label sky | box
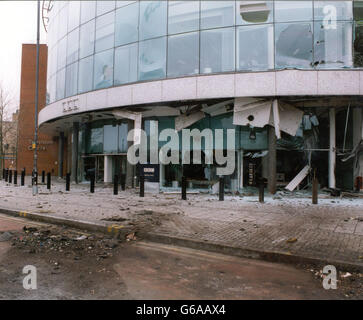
[0,1,46,115]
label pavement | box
[0,214,345,299]
[1,177,363,272]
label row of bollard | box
[1,168,319,203]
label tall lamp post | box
[32,0,40,196]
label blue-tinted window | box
[79,56,94,93]
[167,32,199,77]
[201,1,235,29]
[201,27,235,73]
[139,1,167,40]
[94,49,114,90]
[138,37,166,81]
[65,62,78,97]
[80,19,95,59]
[168,1,200,35]
[95,11,115,53]
[115,2,139,46]
[81,1,96,24]
[114,43,138,85]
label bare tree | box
[0,82,14,171]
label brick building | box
[17,44,60,176]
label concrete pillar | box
[58,132,64,178]
[329,108,336,189]
[71,122,79,183]
[104,155,113,184]
[268,126,277,194]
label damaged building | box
[39,0,363,194]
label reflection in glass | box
[87,124,103,154]
[78,56,94,93]
[275,23,313,69]
[95,11,115,53]
[58,4,68,40]
[68,1,80,32]
[139,1,167,40]
[115,3,139,46]
[354,1,363,20]
[96,0,115,16]
[57,37,67,71]
[114,43,138,85]
[56,68,66,101]
[236,1,273,25]
[81,1,96,24]
[237,24,274,71]
[200,27,235,73]
[201,1,235,29]
[117,1,137,9]
[168,32,199,77]
[139,37,166,81]
[314,1,353,21]
[104,124,118,153]
[80,20,95,59]
[65,62,78,97]
[275,1,313,23]
[66,28,79,65]
[118,123,128,153]
[168,1,200,35]
[94,49,114,90]
[314,21,353,68]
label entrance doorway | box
[82,156,104,183]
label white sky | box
[0,1,46,114]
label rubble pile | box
[10,225,130,261]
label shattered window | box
[275,22,313,69]
[314,21,353,68]
[237,24,274,71]
[275,1,313,23]
[236,1,273,25]
[354,22,363,67]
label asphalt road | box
[0,213,343,300]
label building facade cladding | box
[46,0,363,104]
[41,1,363,192]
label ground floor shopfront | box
[50,97,363,194]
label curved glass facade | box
[46,0,363,104]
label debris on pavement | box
[286,238,298,243]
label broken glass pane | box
[236,1,273,25]
[275,22,313,69]
[354,21,363,67]
[314,21,353,68]
[237,24,274,71]
[354,0,363,20]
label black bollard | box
[47,172,51,190]
[312,177,318,205]
[139,175,144,197]
[113,175,118,195]
[14,170,17,185]
[90,175,95,193]
[5,169,8,182]
[21,170,25,186]
[23,168,26,176]
[42,170,45,184]
[120,173,126,191]
[66,173,70,191]
[9,170,12,184]
[259,182,264,203]
[181,176,187,200]
[219,176,224,201]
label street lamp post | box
[32,0,40,196]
